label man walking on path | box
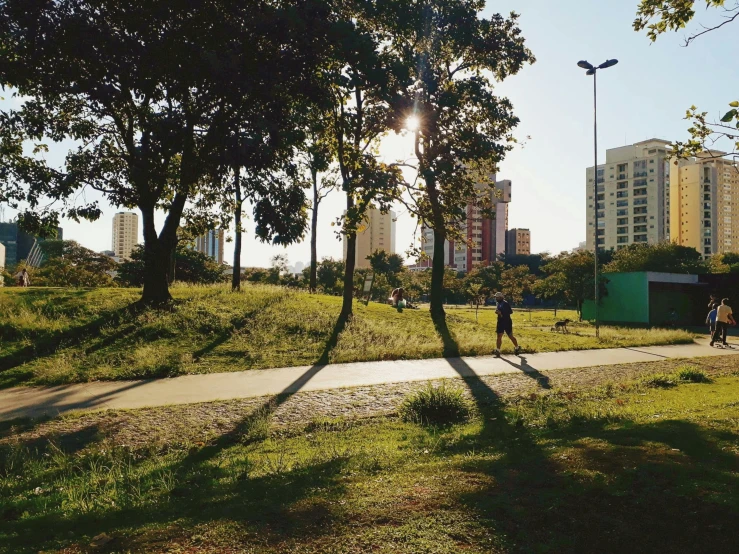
[711,298,735,348]
[493,291,521,356]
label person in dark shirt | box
[493,292,521,356]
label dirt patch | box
[2,355,737,451]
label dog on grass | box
[551,319,571,333]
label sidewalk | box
[1,340,737,421]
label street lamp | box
[578,58,618,339]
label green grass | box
[0,284,696,388]
[2,371,739,553]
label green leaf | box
[729,101,739,108]
[720,110,737,123]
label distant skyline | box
[2,1,738,267]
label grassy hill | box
[0,285,695,389]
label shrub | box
[674,366,711,383]
[639,374,676,389]
[399,381,471,426]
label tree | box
[117,244,223,287]
[390,1,534,328]
[707,252,739,273]
[325,2,408,321]
[464,261,505,297]
[315,258,346,296]
[501,253,550,277]
[35,240,117,287]
[499,265,536,305]
[538,251,608,319]
[634,1,739,161]
[604,241,706,274]
[466,282,487,322]
[368,250,406,288]
[0,0,329,305]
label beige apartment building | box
[343,208,396,269]
[670,151,739,257]
[506,228,530,256]
[112,212,139,260]
[586,139,672,251]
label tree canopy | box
[0,0,331,304]
[604,241,706,274]
[117,244,223,287]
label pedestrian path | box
[1,340,737,421]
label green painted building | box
[582,272,706,326]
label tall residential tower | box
[112,212,139,260]
[670,151,739,257]
[586,139,671,251]
[343,208,396,269]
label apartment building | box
[194,229,225,264]
[420,177,511,272]
[670,151,739,257]
[506,228,531,256]
[343,208,396,269]
[112,212,139,260]
[586,139,672,251]
[0,221,64,266]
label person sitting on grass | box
[493,291,521,357]
[711,298,735,348]
[390,287,406,310]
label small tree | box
[539,251,608,320]
[466,282,487,322]
[500,265,536,306]
[604,242,706,274]
[117,244,223,287]
[35,240,117,287]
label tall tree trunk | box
[429,226,446,321]
[309,169,319,293]
[340,194,356,320]
[140,205,173,305]
[232,169,242,292]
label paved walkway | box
[1,340,738,421]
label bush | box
[639,374,677,389]
[399,381,471,426]
[674,366,711,383]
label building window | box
[633,160,647,177]
[634,198,648,206]
[617,208,628,216]
[617,217,628,225]
[597,229,605,236]
[634,216,647,224]
[617,181,628,190]
[617,226,628,234]
[704,211,711,219]
[634,225,647,233]
[597,193,605,200]
[633,188,647,196]
[633,178,647,187]
[616,191,628,198]
[616,200,628,207]
[597,211,605,219]
[704,194,711,201]
[704,221,711,228]
[597,202,605,209]
[617,236,629,244]
[704,238,711,245]
[704,247,712,254]
[634,234,648,243]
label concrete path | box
[1,340,738,421]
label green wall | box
[582,272,650,324]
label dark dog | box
[551,319,571,333]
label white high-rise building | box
[112,212,139,260]
[343,208,396,269]
[586,139,672,251]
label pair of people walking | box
[708,297,735,348]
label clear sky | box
[2,1,738,267]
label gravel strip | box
[2,355,737,451]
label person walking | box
[711,298,735,348]
[493,291,521,356]
[706,304,718,339]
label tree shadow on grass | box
[430,314,739,552]
[0,312,354,553]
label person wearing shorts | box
[711,298,735,347]
[493,292,521,356]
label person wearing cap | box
[493,292,521,356]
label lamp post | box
[577,59,618,339]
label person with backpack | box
[493,291,521,356]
